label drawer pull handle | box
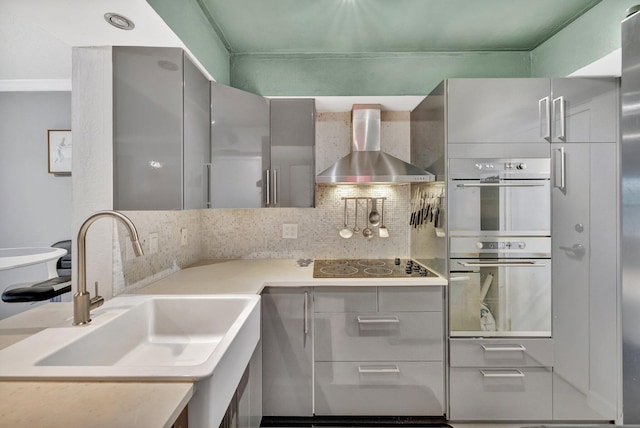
[480,369,525,378]
[358,365,400,374]
[481,344,527,352]
[458,261,546,268]
[357,316,400,324]
[456,182,546,188]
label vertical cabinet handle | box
[538,96,550,141]
[303,291,309,335]
[265,169,271,206]
[205,163,212,208]
[554,147,566,190]
[553,96,566,141]
[273,169,278,207]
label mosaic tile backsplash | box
[113,111,413,294]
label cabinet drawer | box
[449,367,552,420]
[450,338,553,367]
[315,312,443,361]
[378,287,442,312]
[314,287,377,313]
[314,361,444,416]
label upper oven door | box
[448,158,550,237]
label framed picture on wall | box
[48,129,72,174]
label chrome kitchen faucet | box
[73,210,144,325]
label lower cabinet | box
[449,338,553,421]
[449,366,552,420]
[314,286,445,416]
[261,285,445,418]
[261,287,313,417]
[315,361,444,416]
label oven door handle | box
[457,261,547,268]
[456,182,546,188]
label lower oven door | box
[450,259,551,337]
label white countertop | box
[0,258,447,427]
[135,259,447,296]
[0,303,193,428]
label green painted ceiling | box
[198,0,602,55]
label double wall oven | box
[448,157,551,337]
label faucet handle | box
[90,281,104,310]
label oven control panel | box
[449,158,550,180]
[476,241,526,250]
[474,162,527,171]
[451,237,551,258]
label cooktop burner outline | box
[357,260,387,267]
[319,266,359,276]
[363,267,393,276]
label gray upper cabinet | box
[210,82,270,208]
[447,78,550,144]
[551,78,619,143]
[183,56,212,209]
[113,47,210,210]
[210,93,316,208]
[269,99,316,208]
[446,78,618,145]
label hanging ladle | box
[379,198,389,238]
[363,198,374,239]
[368,198,381,227]
[352,199,361,234]
[339,199,353,239]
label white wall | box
[0,91,72,319]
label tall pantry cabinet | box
[412,77,620,422]
[551,140,619,420]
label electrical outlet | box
[282,223,298,239]
[149,232,159,254]
[181,228,188,246]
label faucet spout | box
[73,210,144,326]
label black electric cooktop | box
[313,259,437,278]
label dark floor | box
[260,416,451,428]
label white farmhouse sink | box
[0,294,260,380]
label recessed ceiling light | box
[104,13,135,31]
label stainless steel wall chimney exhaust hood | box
[316,104,434,184]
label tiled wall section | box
[113,210,202,294]
[114,110,412,294]
[201,185,410,260]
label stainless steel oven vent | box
[316,104,434,184]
